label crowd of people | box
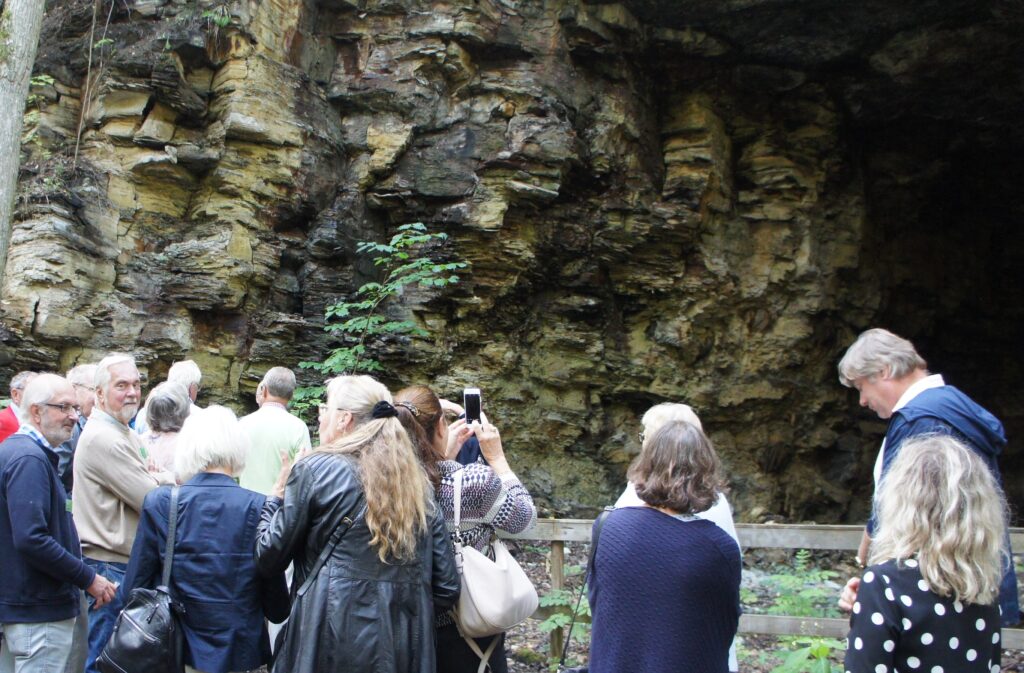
[0,326,1018,673]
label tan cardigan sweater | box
[72,409,171,563]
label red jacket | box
[0,406,19,443]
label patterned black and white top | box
[845,558,1002,673]
[435,459,536,628]
[436,459,536,552]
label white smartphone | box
[463,388,482,424]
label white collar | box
[892,374,945,414]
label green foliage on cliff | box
[293,223,467,416]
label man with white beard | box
[72,354,173,673]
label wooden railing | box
[501,521,1024,654]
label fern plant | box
[537,564,590,670]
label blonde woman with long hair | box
[255,376,460,673]
[843,435,1006,673]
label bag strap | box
[452,468,467,562]
[462,633,500,673]
[558,506,613,669]
[159,485,180,589]
[296,496,365,598]
[453,467,464,530]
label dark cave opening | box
[857,122,1024,518]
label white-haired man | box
[613,402,740,673]
[133,359,202,435]
[52,363,97,494]
[0,375,117,673]
[0,371,38,443]
[837,327,1019,626]
[238,367,311,495]
[73,354,173,673]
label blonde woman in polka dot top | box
[844,435,1006,673]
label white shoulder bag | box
[451,467,539,649]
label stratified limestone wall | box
[0,0,942,518]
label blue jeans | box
[0,618,76,673]
[81,559,126,673]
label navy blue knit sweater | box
[588,507,741,673]
[0,433,95,623]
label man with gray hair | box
[0,371,38,443]
[52,363,97,494]
[72,354,174,673]
[837,327,1019,625]
[0,374,117,673]
[238,367,311,495]
[133,358,202,435]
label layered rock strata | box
[2,0,1021,518]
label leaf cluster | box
[293,223,467,417]
[763,550,840,619]
[771,637,846,673]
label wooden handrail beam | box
[504,520,1024,551]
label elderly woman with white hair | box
[615,404,738,539]
[120,406,289,673]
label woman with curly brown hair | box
[588,420,740,673]
[255,376,460,673]
[393,385,536,673]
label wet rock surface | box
[3,0,1023,519]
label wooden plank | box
[503,518,593,543]
[740,614,849,639]
[740,615,1024,650]
[734,524,863,551]
[503,520,1024,552]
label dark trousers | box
[436,624,507,673]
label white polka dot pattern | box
[843,559,1001,673]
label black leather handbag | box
[98,486,185,673]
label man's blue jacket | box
[0,433,96,623]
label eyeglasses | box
[43,402,82,416]
[72,383,95,392]
[318,404,348,416]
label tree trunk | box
[0,0,46,291]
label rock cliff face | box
[3,0,1022,518]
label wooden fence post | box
[550,540,565,660]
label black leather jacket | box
[255,452,460,673]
